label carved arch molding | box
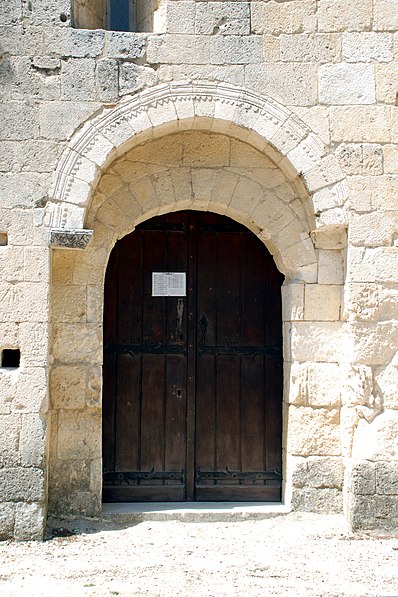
[48,81,349,266]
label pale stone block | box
[147,34,210,65]
[61,58,96,101]
[195,2,250,35]
[0,140,61,174]
[330,106,392,143]
[348,246,398,283]
[10,56,61,102]
[317,0,372,32]
[0,26,43,56]
[14,502,45,541]
[57,410,101,460]
[282,283,304,322]
[292,487,343,513]
[52,323,102,363]
[374,0,398,31]
[376,62,398,104]
[0,247,24,283]
[349,211,398,247]
[350,321,398,365]
[245,63,318,107]
[0,102,39,141]
[304,284,341,321]
[292,106,331,146]
[318,250,344,285]
[376,462,398,495]
[383,145,398,174]
[182,133,230,167]
[289,362,341,407]
[312,180,350,213]
[375,356,398,410]
[348,461,376,495]
[0,503,15,539]
[51,250,77,285]
[353,410,398,461]
[166,1,195,34]
[280,33,341,63]
[12,367,47,413]
[211,35,262,65]
[0,0,22,25]
[96,59,119,103]
[378,284,398,321]
[287,406,341,456]
[52,285,87,323]
[0,467,45,501]
[0,172,49,209]
[290,321,347,362]
[23,247,49,282]
[302,154,345,192]
[336,143,383,176]
[158,64,245,88]
[341,364,373,407]
[20,414,45,467]
[119,63,159,97]
[19,323,49,368]
[105,31,146,60]
[292,457,344,488]
[251,1,317,35]
[319,64,376,105]
[39,101,100,141]
[342,32,393,63]
[343,282,379,322]
[0,414,21,467]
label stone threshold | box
[102,502,291,523]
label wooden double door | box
[103,211,284,502]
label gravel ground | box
[0,513,397,596]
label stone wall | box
[0,0,398,539]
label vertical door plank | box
[195,354,216,473]
[240,355,265,472]
[114,353,141,471]
[165,354,187,473]
[140,354,166,475]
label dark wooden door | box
[103,211,283,502]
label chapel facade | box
[1,0,398,540]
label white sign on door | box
[152,272,186,297]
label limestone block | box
[349,461,376,495]
[51,365,86,409]
[290,321,347,362]
[50,459,91,492]
[0,102,39,140]
[282,283,304,322]
[166,1,195,34]
[0,140,61,174]
[0,172,50,209]
[12,367,47,414]
[25,0,71,26]
[96,60,119,103]
[376,462,398,495]
[292,487,342,513]
[245,63,318,107]
[44,27,104,58]
[61,58,96,101]
[52,323,102,364]
[19,414,46,467]
[312,181,350,213]
[0,371,17,414]
[342,32,393,63]
[353,411,398,461]
[0,26,43,56]
[383,145,398,174]
[318,250,344,285]
[287,406,341,456]
[106,32,146,60]
[0,467,45,502]
[375,356,398,410]
[14,502,45,541]
[317,0,372,32]
[158,64,245,87]
[147,34,210,65]
[57,410,101,460]
[349,494,379,530]
[350,321,398,366]
[0,414,21,467]
[289,362,341,407]
[377,284,398,321]
[330,106,392,143]
[209,36,262,65]
[292,457,344,489]
[119,63,159,97]
[349,211,398,248]
[0,247,24,283]
[280,33,341,63]
[336,143,383,176]
[348,246,398,283]
[250,1,317,35]
[319,64,375,105]
[304,284,341,321]
[48,487,100,518]
[341,364,373,407]
[340,406,360,457]
[23,247,49,284]
[302,155,345,193]
[52,286,87,323]
[195,2,250,35]
[376,61,398,104]
[0,0,21,25]
[39,101,100,141]
[0,503,15,539]
[19,323,49,368]
[10,56,61,102]
[374,0,398,31]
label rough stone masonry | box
[0,0,398,540]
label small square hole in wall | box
[1,349,21,369]
[0,232,8,246]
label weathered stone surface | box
[50,229,93,250]
[319,64,376,105]
[14,502,45,541]
[287,406,341,456]
[0,468,45,502]
[56,410,101,460]
[0,503,15,539]
[376,462,398,496]
[352,411,398,461]
[289,362,341,407]
[292,488,343,513]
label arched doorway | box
[102,210,284,502]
